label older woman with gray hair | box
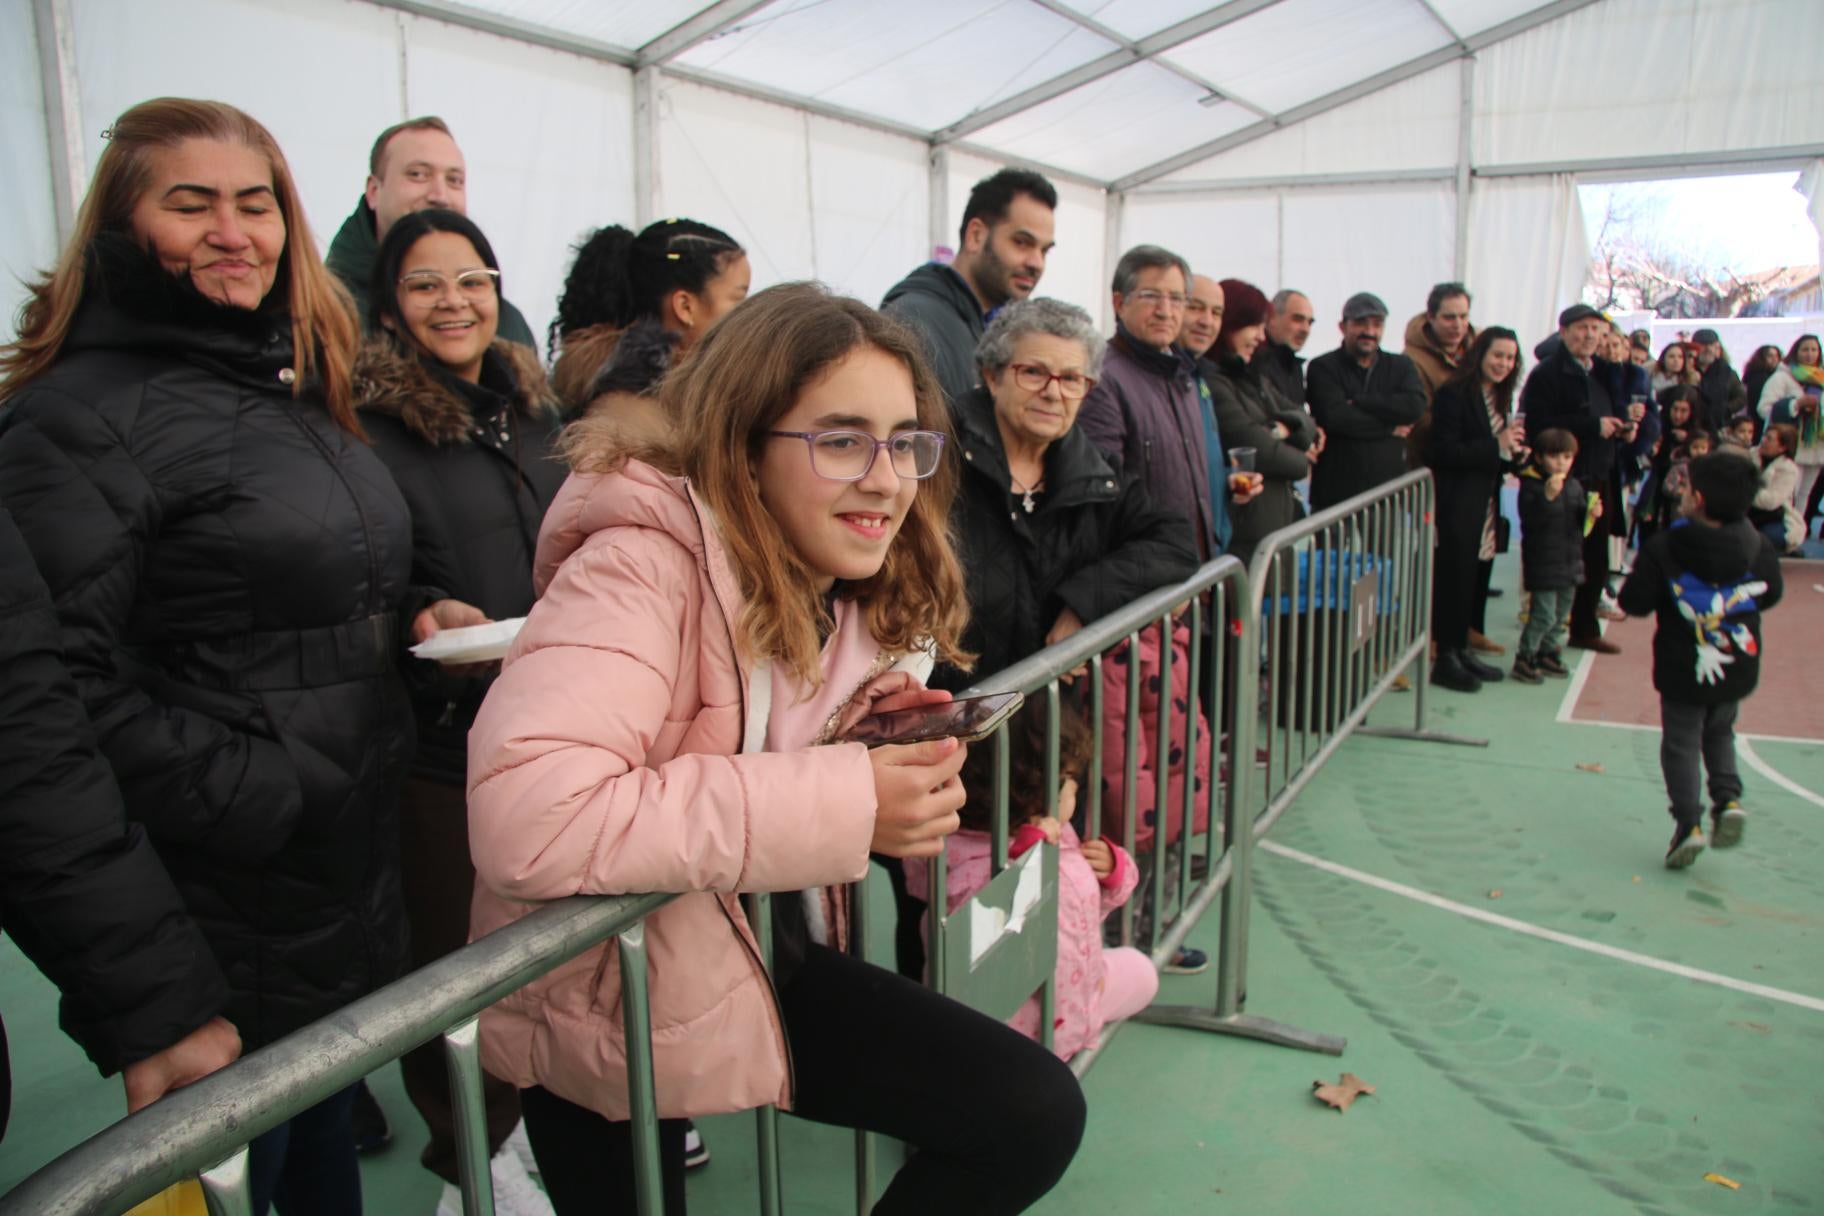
[934,298,1200,689]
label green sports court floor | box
[4,552,1821,1214]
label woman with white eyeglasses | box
[465,283,1086,1214]
[354,207,568,1214]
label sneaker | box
[1710,801,1746,848]
[684,1120,710,1170]
[437,1150,554,1216]
[1162,947,1210,975]
[1597,601,1627,622]
[1511,655,1544,684]
[1535,652,1570,678]
[351,1080,392,1155]
[1664,823,1706,870]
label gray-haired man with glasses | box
[1077,245,1224,559]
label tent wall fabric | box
[5,0,1823,364]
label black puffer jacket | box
[937,388,1200,688]
[356,338,568,784]
[0,507,228,1075]
[0,239,414,1049]
[1515,466,1587,591]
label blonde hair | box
[563,282,972,686]
[0,98,361,432]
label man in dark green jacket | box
[326,116,537,349]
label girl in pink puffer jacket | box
[466,284,1085,1214]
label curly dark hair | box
[958,696,1094,832]
[547,218,742,359]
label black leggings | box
[521,943,1086,1215]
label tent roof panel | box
[1425,0,1552,38]
[1168,0,1450,114]
[673,0,1119,131]
[966,60,1254,180]
[1073,0,1240,41]
[445,0,718,52]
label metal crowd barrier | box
[0,891,674,1216]
[950,555,1249,1079]
[3,470,1485,1216]
[1137,468,1486,1052]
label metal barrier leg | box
[848,873,877,1216]
[444,1018,498,1216]
[618,923,667,1216]
[197,1147,254,1216]
[750,894,785,1216]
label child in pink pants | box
[905,703,1157,1060]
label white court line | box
[1554,644,1596,724]
[1259,839,1824,1015]
[1739,737,1824,809]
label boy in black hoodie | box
[1618,453,1784,868]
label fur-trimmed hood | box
[355,337,556,445]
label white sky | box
[1579,172,1821,275]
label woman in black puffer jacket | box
[353,208,567,1195]
[0,99,423,1211]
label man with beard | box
[1304,292,1427,511]
[1690,327,1748,434]
[883,168,1056,409]
[1253,288,1314,406]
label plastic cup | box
[1230,447,1257,473]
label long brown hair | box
[1442,326,1522,418]
[0,98,361,432]
[565,281,971,686]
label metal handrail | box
[0,891,674,1216]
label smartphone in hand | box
[842,692,1025,746]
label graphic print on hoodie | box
[1618,516,1785,706]
[1669,566,1769,686]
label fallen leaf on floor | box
[1728,1020,1771,1034]
[1487,889,1503,899]
[1633,876,1641,883]
[1312,1073,1376,1113]
[1703,1173,1741,1190]
[1575,762,1605,773]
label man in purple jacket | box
[1078,245,1223,559]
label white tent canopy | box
[6,0,1823,354]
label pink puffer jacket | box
[466,460,883,1120]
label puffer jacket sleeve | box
[0,392,305,865]
[0,507,229,1076]
[1210,373,1310,482]
[466,530,879,901]
[1051,477,1200,625]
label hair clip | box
[100,127,114,140]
